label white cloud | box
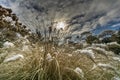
[0,0,120,34]
[112,23,120,27]
[99,8,120,26]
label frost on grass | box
[3,54,24,62]
[74,67,84,77]
[76,49,95,59]
[97,63,116,70]
[91,63,117,71]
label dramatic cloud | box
[0,0,120,34]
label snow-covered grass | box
[0,39,120,80]
[3,54,24,63]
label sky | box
[0,0,120,35]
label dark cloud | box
[0,0,120,34]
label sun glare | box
[56,22,66,30]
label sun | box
[56,22,66,30]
